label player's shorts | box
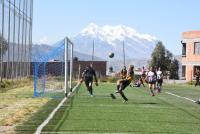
[141,74,146,78]
[121,79,131,90]
[84,77,93,87]
[157,79,163,84]
[148,80,156,85]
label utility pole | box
[1,0,5,81]
[92,40,94,62]
[123,41,125,67]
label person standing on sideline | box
[156,67,163,93]
[195,68,200,86]
[81,64,98,96]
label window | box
[182,66,186,78]
[194,42,200,55]
[182,43,186,56]
[193,66,200,76]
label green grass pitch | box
[40,83,200,134]
[15,83,200,134]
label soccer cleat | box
[151,94,155,97]
[115,90,120,93]
[195,100,200,104]
[110,93,116,99]
[123,100,128,103]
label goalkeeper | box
[115,65,134,102]
[81,64,98,96]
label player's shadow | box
[131,102,158,105]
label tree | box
[109,66,113,73]
[169,59,179,79]
[150,41,179,79]
[150,41,166,71]
[73,57,79,61]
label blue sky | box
[33,0,200,55]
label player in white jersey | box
[146,67,156,96]
[156,67,163,93]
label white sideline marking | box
[165,92,196,103]
[35,83,81,134]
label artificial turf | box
[40,83,200,134]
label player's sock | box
[115,85,121,93]
[120,92,128,101]
[150,89,155,96]
[117,85,120,90]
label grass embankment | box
[0,78,31,93]
[0,78,63,134]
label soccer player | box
[81,64,98,96]
[115,65,134,102]
[156,67,163,93]
[133,79,141,87]
[120,66,127,79]
[141,66,146,78]
[146,67,156,96]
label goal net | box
[33,37,74,98]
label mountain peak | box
[81,22,99,37]
[74,23,158,60]
[79,23,157,43]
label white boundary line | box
[165,91,196,103]
[35,83,81,134]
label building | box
[181,31,200,81]
[31,60,107,78]
[73,61,107,78]
[0,0,33,80]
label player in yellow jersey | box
[115,65,134,102]
[120,66,127,79]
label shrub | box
[0,82,5,88]
[107,76,119,83]
[99,77,108,83]
[186,81,195,85]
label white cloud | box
[39,36,50,44]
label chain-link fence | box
[0,0,33,81]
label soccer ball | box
[108,52,114,58]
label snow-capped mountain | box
[73,23,158,60]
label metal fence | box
[0,0,33,80]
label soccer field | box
[36,83,200,134]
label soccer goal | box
[33,37,74,97]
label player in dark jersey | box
[140,66,146,87]
[115,65,134,102]
[120,66,127,79]
[81,64,98,96]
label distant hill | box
[2,43,104,62]
[32,44,104,61]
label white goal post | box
[64,37,74,96]
[33,37,75,97]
